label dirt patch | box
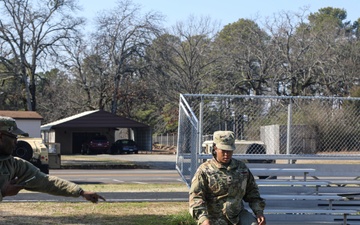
[139,144,176,154]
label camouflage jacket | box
[189,158,265,225]
[0,155,82,201]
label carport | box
[41,110,152,154]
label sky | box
[78,0,359,29]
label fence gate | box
[176,94,360,186]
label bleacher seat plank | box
[250,168,315,181]
[265,209,356,225]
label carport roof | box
[0,110,43,120]
[41,110,149,131]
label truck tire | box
[246,143,276,179]
[13,141,33,161]
[33,161,49,174]
[246,143,273,163]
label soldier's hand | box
[81,191,106,203]
[257,214,266,225]
[201,219,211,225]
[1,178,25,197]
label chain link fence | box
[176,94,360,186]
[152,133,177,146]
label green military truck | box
[202,139,275,164]
[12,137,49,174]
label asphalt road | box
[4,154,189,202]
[49,169,183,184]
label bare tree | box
[264,9,311,96]
[0,0,85,111]
[141,16,220,133]
[36,68,80,123]
[213,18,276,95]
[91,0,164,114]
[265,7,359,96]
[146,15,220,101]
[307,7,360,96]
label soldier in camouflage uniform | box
[0,116,105,203]
[189,131,266,225]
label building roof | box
[0,110,43,120]
[41,110,149,131]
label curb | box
[52,162,151,170]
[59,165,150,169]
[58,164,150,169]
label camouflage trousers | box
[207,209,258,225]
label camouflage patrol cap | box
[0,116,27,136]
[213,130,236,151]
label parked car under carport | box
[81,135,110,154]
[109,139,138,154]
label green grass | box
[0,202,197,225]
[2,183,195,225]
[20,183,189,193]
[15,157,194,224]
[81,183,189,192]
